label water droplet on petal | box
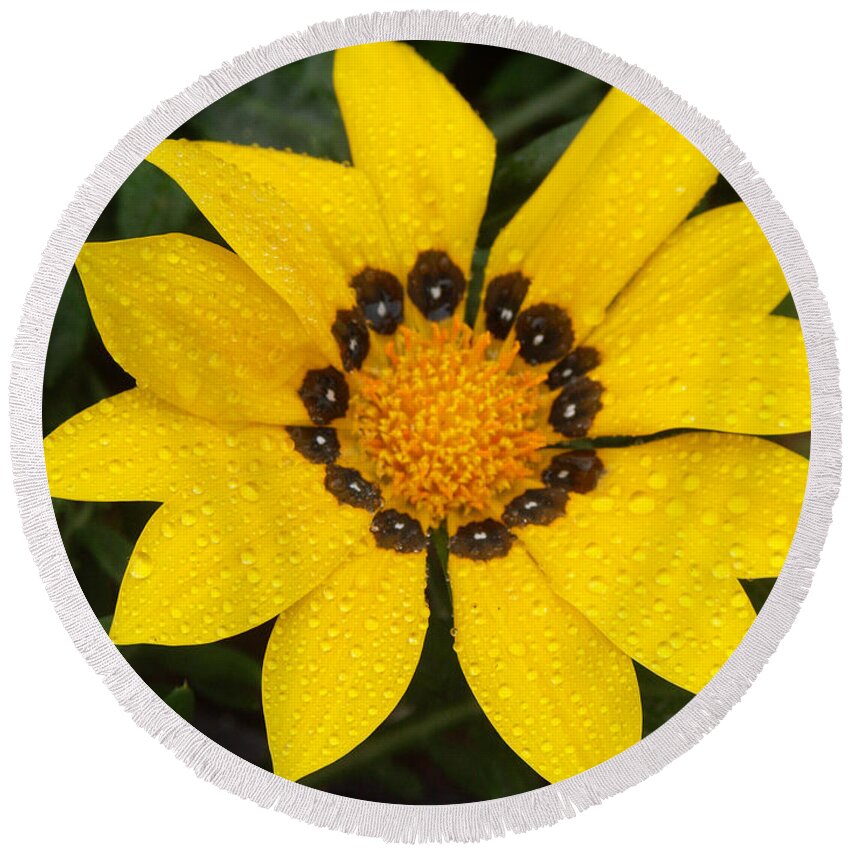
[130,552,152,579]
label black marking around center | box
[548,376,604,437]
[542,450,604,494]
[547,346,601,389]
[515,303,574,365]
[502,487,568,528]
[298,366,350,425]
[324,464,383,512]
[370,510,428,553]
[331,308,370,371]
[350,268,404,335]
[285,426,340,464]
[483,273,530,339]
[449,519,515,561]
[407,250,466,321]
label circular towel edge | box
[9,9,842,843]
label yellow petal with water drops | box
[450,546,641,782]
[486,87,640,281]
[76,235,324,425]
[587,203,810,436]
[334,42,495,279]
[45,388,228,502]
[519,432,808,692]
[195,142,405,281]
[513,105,717,341]
[262,538,429,780]
[109,426,370,645]
[148,140,348,363]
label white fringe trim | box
[8,9,841,843]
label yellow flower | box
[44,42,810,784]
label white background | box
[2,1,848,847]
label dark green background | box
[44,42,807,804]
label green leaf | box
[163,682,196,721]
[74,522,135,583]
[121,643,263,713]
[635,663,694,736]
[463,247,489,327]
[772,292,799,319]
[181,644,262,711]
[687,174,741,220]
[478,116,587,247]
[43,272,90,390]
[483,68,606,147]
[178,53,349,161]
[410,41,465,75]
[740,577,778,612]
[115,160,200,239]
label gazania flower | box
[45,41,809,784]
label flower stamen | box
[351,317,549,527]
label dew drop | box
[648,471,668,490]
[656,641,673,659]
[682,474,700,492]
[584,542,603,559]
[767,531,788,551]
[239,482,260,502]
[587,576,608,594]
[665,498,685,518]
[628,492,656,515]
[130,552,152,579]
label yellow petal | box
[450,546,641,782]
[109,426,371,645]
[334,42,495,280]
[486,87,640,280]
[519,433,808,692]
[262,540,428,779]
[587,203,810,436]
[76,235,324,424]
[45,389,222,502]
[148,140,347,363]
[486,102,717,341]
[195,141,405,281]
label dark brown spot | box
[370,510,428,553]
[547,346,601,389]
[548,376,604,437]
[542,450,604,494]
[483,273,530,339]
[449,519,514,561]
[285,426,340,464]
[298,366,349,425]
[331,308,370,371]
[515,303,574,365]
[324,464,382,512]
[502,487,568,528]
[407,250,466,321]
[350,268,404,334]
